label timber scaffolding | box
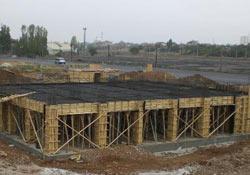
[0,81,249,156]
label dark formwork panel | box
[0,81,240,105]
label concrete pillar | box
[94,103,108,147]
[197,98,211,138]
[133,102,144,144]
[167,100,178,141]
[44,107,58,154]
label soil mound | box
[178,74,219,88]
[0,69,34,84]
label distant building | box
[240,35,250,45]
[47,42,71,55]
[186,40,199,46]
[94,40,113,49]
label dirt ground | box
[0,139,250,174]
[73,55,250,74]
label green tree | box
[88,45,97,56]
[167,39,173,52]
[129,46,140,55]
[15,24,48,56]
[70,36,78,52]
[0,25,11,54]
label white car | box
[55,57,66,64]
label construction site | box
[0,61,250,175]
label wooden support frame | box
[175,108,208,141]
[208,108,238,137]
[107,109,150,147]
[7,103,15,134]
[0,93,249,155]
[27,109,44,152]
[55,115,101,154]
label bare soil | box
[0,139,250,174]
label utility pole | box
[107,44,110,58]
[219,49,223,72]
[196,44,199,57]
[154,45,158,67]
[83,27,87,56]
[245,46,248,58]
[235,46,238,58]
[70,43,73,62]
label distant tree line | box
[129,39,250,58]
[70,35,98,56]
[1,23,250,58]
[15,24,48,56]
[0,25,11,54]
[0,24,48,57]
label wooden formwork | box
[68,71,96,83]
[68,70,119,83]
[234,95,250,133]
[0,92,249,155]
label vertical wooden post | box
[197,98,211,138]
[234,97,244,133]
[133,102,144,144]
[0,103,3,132]
[7,103,15,134]
[167,100,178,141]
[94,103,107,147]
[44,107,58,154]
[246,88,250,133]
[24,109,34,141]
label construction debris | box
[178,74,220,88]
[0,151,7,157]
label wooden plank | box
[44,106,58,154]
[167,100,178,141]
[234,96,244,133]
[179,96,235,108]
[51,103,99,115]
[211,96,235,106]
[197,98,211,137]
[179,98,203,108]
[107,101,140,112]
[24,109,35,141]
[0,92,35,103]
[133,102,144,144]
[145,99,175,110]
[11,97,45,113]
[94,104,108,147]
[7,103,15,134]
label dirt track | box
[0,139,250,174]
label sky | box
[1,0,250,44]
